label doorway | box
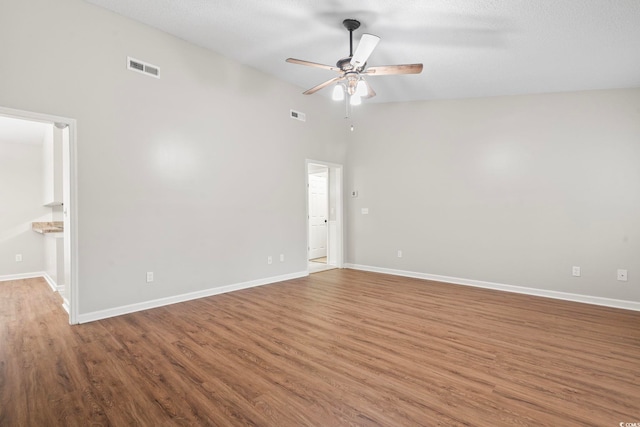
[306,160,343,274]
[308,166,328,262]
[0,106,78,324]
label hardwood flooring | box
[1,270,639,426]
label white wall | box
[0,140,50,276]
[3,0,637,316]
[44,235,64,286]
[0,0,346,315]
[347,89,640,303]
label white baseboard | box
[42,273,58,292]
[345,263,640,312]
[0,271,46,283]
[62,298,70,315]
[77,270,309,324]
[43,274,70,315]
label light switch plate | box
[361,208,369,215]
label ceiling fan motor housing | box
[337,57,363,72]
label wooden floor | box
[1,270,640,426]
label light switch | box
[361,208,369,215]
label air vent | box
[290,109,306,122]
[127,56,160,79]
[144,65,159,77]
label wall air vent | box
[290,109,306,122]
[127,56,160,79]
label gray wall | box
[347,89,640,302]
[1,0,346,314]
[0,141,49,276]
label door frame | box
[305,159,344,270]
[0,106,79,325]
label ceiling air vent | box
[127,56,160,79]
[290,109,306,122]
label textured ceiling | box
[86,0,640,103]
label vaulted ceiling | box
[86,0,640,103]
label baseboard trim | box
[62,298,70,315]
[77,270,309,324]
[42,273,58,292]
[345,263,640,312]
[0,272,46,283]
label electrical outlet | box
[15,254,23,262]
[397,250,403,258]
[572,266,581,277]
[280,254,285,262]
[617,269,628,282]
[146,272,154,283]
[267,256,273,265]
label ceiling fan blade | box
[350,34,380,69]
[364,64,424,76]
[286,58,340,72]
[355,78,376,99]
[303,76,345,95]
[364,82,376,99]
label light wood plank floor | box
[1,270,639,426]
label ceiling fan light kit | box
[286,19,423,109]
[355,80,368,97]
[332,84,345,101]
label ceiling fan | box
[286,19,423,105]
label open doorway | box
[0,106,78,324]
[306,160,343,274]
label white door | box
[308,170,328,260]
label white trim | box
[345,263,640,312]
[42,272,58,292]
[0,106,79,325]
[61,298,70,314]
[0,272,46,282]
[77,270,309,324]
